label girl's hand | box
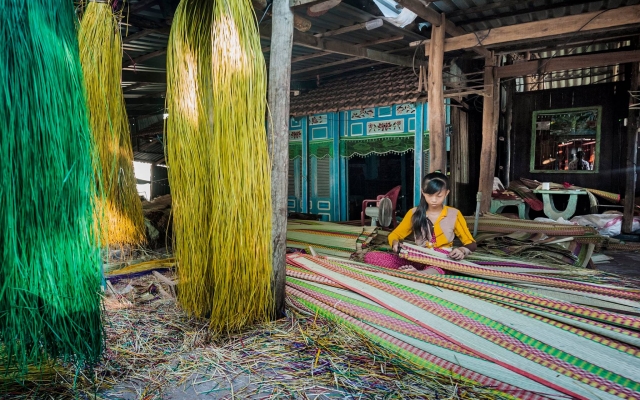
[398,265,418,272]
[448,248,469,260]
[392,240,400,253]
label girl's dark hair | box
[411,172,449,242]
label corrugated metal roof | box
[133,138,165,164]
[120,0,640,117]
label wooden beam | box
[267,0,294,317]
[496,49,640,78]
[303,62,385,80]
[123,49,167,68]
[122,71,166,83]
[260,26,414,67]
[478,55,499,213]
[292,56,363,74]
[443,5,640,52]
[428,15,446,173]
[307,0,341,17]
[315,19,382,38]
[623,40,640,233]
[290,35,403,64]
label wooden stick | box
[623,38,640,233]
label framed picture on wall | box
[530,106,601,173]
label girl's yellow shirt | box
[388,206,475,248]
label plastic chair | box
[361,185,402,228]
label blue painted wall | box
[289,102,446,221]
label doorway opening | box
[347,153,414,223]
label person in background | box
[568,150,591,170]
[388,172,476,261]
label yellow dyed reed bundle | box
[166,0,273,331]
[79,1,145,247]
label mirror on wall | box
[530,106,601,173]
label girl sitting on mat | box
[389,172,476,261]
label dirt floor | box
[598,251,640,279]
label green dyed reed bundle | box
[166,0,273,331]
[0,0,103,374]
[79,1,145,247]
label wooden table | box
[532,189,588,220]
[490,198,530,219]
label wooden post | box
[427,14,446,173]
[523,52,533,92]
[478,55,499,213]
[623,54,640,233]
[267,0,294,317]
[504,56,515,185]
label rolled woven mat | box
[465,215,598,236]
[364,251,444,274]
[507,180,543,211]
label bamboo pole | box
[268,0,294,316]
[479,55,499,213]
[427,14,446,173]
[623,41,640,233]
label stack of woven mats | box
[465,214,603,268]
[286,248,640,400]
[287,220,376,258]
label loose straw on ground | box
[79,0,145,247]
[166,0,273,331]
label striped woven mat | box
[286,253,640,400]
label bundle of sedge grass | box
[0,0,103,375]
[79,1,145,248]
[166,0,273,331]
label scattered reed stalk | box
[166,0,273,332]
[0,0,104,375]
[79,1,146,248]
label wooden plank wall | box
[510,82,629,194]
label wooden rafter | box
[260,26,414,67]
[441,5,640,52]
[123,49,167,68]
[496,49,640,78]
[292,56,363,74]
[314,19,383,38]
[291,35,404,64]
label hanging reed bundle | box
[166,0,273,331]
[79,1,145,247]
[0,0,103,374]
